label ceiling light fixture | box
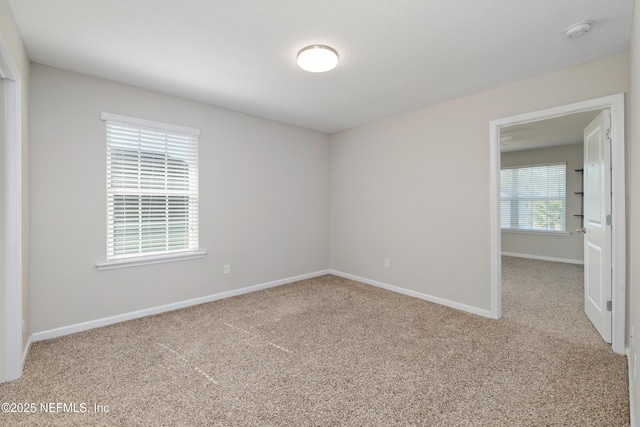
[297,45,338,73]
[565,21,592,39]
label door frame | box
[0,32,23,381]
[489,93,626,355]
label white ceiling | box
[8,0,633,134]
[500,110,601,152]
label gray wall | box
[501,143,584,263]
[330,51,629,312]
[29,64,330,333]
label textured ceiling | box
[501,110,601,152]
[9,0,633,134]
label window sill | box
[96,250,207,271]
[501,229,571,237]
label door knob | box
[577,227,587,234]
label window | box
[500,162,566,232]
[102,113,200,262]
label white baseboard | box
[329,270,494,319]
[22,334,32,368]
[501,252,584,265]
[32,270,331,342]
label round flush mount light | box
[297,45,338,72]
[565,21,592,39]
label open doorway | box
[498,110,603,345]
[489,94,626,354]
[499,111,598,264]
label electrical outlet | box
[634,355,637,383]
[632,326,635,347]
[384,259,390,269]
[224,265,231,275]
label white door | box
[582,109,612,343]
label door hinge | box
[606,128,611,140]
[606,214,612,226]
[606,300,612,311]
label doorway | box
[0,35,24,382]
[498,109,607,342]
[489,94,626,354]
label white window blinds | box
[102,113,199,260]
[500,162,566,232]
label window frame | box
[96,112,205,270]
[500,161,568,234]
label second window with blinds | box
[500,162,567,233]
[101,113,201,266]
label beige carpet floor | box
[0,257,630,426]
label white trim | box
[32,270,331,342]
[21,334,31,368]
[100,112,200,136]
[490,116,502,320]
[629,347,637,427]
[490,93,626,354]
[96,250,207,270]
[0,32,23,381]
[329,270,494,319]
[501,229,572,237]
[609,95,626,356]
[500,160,567,170]
[501,252,584,265]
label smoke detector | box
[565,21,592,39]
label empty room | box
[1,0,639,425]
